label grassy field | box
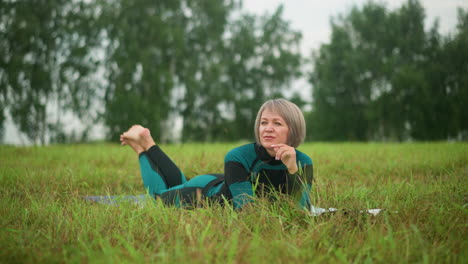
[0,142,467,263]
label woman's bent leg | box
[145,145,187,187]
[139,153,169,196]
[160,174,221,207]
[122,125,187,195]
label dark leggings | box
[139,145,222,206]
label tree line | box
[1,0,467,144]
[309,0,468,141]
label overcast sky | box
[243,0,467,55]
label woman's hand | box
[271,144,298,174]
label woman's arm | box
[287,156,314,210]
[224,148,254,209]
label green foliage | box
[0,0,101,144]
[180,5,303,142]
[309,0,468,141]
[222,6,303,141]
[98,0,300,143]
[2,0,466,143]
[1,0,303,144]
[98,0,234,142]
[1,143,467,263]
[438,8,468,140]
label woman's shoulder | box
[224,143,256,162]
[295,149,313,165]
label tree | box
[437,8,468,140]
[308,0,464,141]
[175,0,235,142]
[98,0,236,142]
[180,5,303,142]
[0,0,100,144]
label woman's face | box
[259,109,289,151]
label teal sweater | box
[223,143,313,209]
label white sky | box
[243,0,467,55]
[4,0,467,145]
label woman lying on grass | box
[120,98,313,210]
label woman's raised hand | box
[271,144,298,174]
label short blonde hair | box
[254,98,306,148]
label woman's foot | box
[121,125,145,142]
[120,125,156,153]
[120,125,146,154]
[138,127,156,151]
[122,137,145,154]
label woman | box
[120,98,313,210]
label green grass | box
[1,142,467,263]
